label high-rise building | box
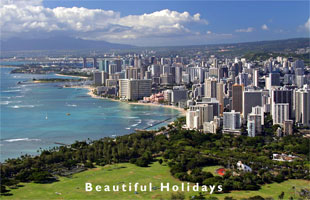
[218,66,228,79]
[104,59,110,73]
[216,81,224,115]
[175,65,183,85]
[93,57,97,69]
[134,56,141,68]
[243,90,262,118]
[209,67,219,78]
[248,113,262,136]
[204,78,217,98]
[247,120,256,137]
[273,103,289,125]
[223,110,241,130]
[151,65,160,77]
[108,64,118,75]
[271,88,293,119]
[98,60,104,71]
[171,86,188,105]
[82,57,87,68]
[199,98,220,117]
[295,86,310,126]
[253,69,259,87]
[160,74,174,85]
[114,59,122,72]
[296,75,305,88]
[266,72,280,90]
[125,67,139,79]
[189,67,204,83]
[283,120,293,136]
[94,71,108,86]
[119,79,152,100]
[188,104,214,129]
[186,110,199,129]
[232,84,243,113]
[239,73,249,87]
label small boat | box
[45,114,48,120]
[66,113,71,116]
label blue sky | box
[1,0,309,46]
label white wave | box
[14,96,24,98]
[2,90,22,93]
[131,123,139,127]
[9,86,21,89]
[147,119,157,126]
[122,116,139,119]
[10,105,35,109]
[125,127,131,130]
[4,138,41,143]
[0,101,10,105]
[0,101,22,105]
[1,96,11,99]
[66,104,77,107]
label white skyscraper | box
[204,78,217,98]
[119,79,152,100]
[247,120,256,137]
[223,110,241,130]
[295,86,310,127]
[253,69,259,87]
[273,103,289,125]
[188,104,214,129]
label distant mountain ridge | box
[0,36,135,51]
[0,37,308,53]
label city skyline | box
[1,0,309,46]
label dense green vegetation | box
[32,78,84,83]
[1,117,309,198]
[57,71,92,78]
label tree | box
[135,157,149,167]
[248,196,264,200]
[0,185,8,194]
[158,159,163,165]
[30,171,53,183]
[278,192,285,199]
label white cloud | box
[235,27,254,33]
[0,0,209,45]
[304,18,310,31]
[261,24,268,30]
[205,31,232,38]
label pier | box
[141,114,179,130]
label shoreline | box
[55,73,89,79]
[67,85,186,116]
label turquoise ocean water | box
[0,66,180,162]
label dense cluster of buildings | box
[86,54,309,137]
[184,56,310,137]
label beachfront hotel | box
[119,79,152,101]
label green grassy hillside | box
[2,162,309,200]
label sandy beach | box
[66,85,186,116]
[55,73,89,79]
[128,102,186,116]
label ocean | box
[0,66,180,162]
